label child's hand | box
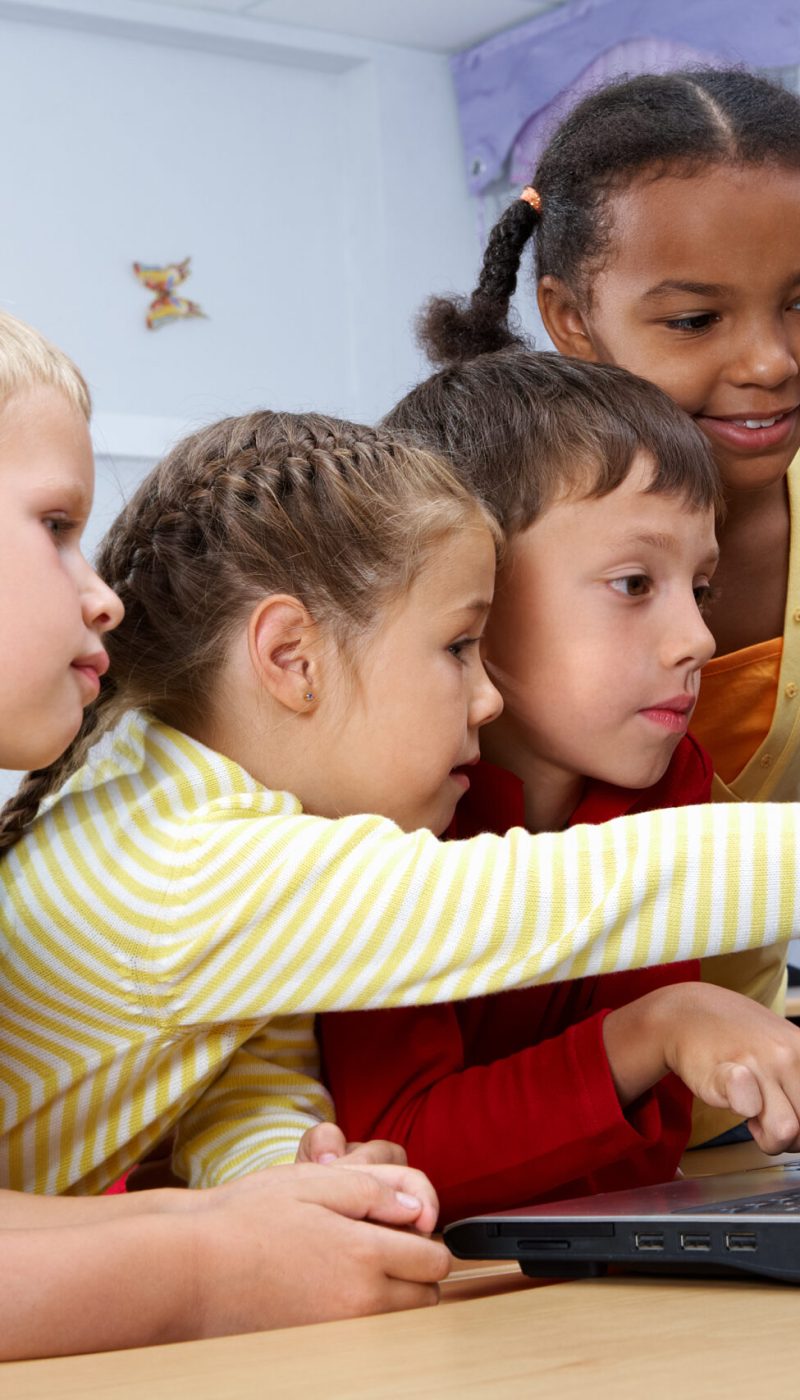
[659,984,800,1154]
[296,1121,407,1166]
[189,1162,449,1335]
[604,983,800,1154]
[0,1166,450,1356]
[295,1123,438,1232]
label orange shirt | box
[691,638,783,785]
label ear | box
[248,594,321,714]
[537,275,600,362]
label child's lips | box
[73,649,110,677]
[450,755,480,792]
[638,696,694,733]
[71,650,109,700]
[694,406,799,453]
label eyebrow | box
[461,598,493,614]
[613,530,676,552]
[640,280,732,302]
[444,598,493,619]
[36,477,92,514]
[613,530,720,565]
[642,273,800,302]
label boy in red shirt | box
[318,350,722,1224]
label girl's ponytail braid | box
[417,195,538,366]
[419,70,800,374]
[0,768,60,852]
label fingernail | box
[318,1153,338,1164]
[396,1192,421,1210]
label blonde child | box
[417,66,800,1143]
[0,310,450,1359]
[321,349,724,1222]
[4,385,800,1210]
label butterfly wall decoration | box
[132,257,206,330]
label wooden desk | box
[5,1144,799,1400]
[7,1273,800,1400]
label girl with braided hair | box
[9,307,800,1250]
[418,65,800,1143]
[0,309,452,1358]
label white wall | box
[0,3,481,443]
[0,2,484,803]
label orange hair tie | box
[519,185,542,212]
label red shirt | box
[318,735,712,1225]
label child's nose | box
[730,319,800,391]
[82,561,125,634]
[665,600,716,671]
[471,663,503,729]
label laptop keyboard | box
[683,1187,800,1215]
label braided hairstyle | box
[0,409,493,850]
[420,67,800,364]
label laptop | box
[444,1161,800,1283]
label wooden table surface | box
[5,1143,800,1399]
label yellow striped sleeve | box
[172,1019,333,1186]
[4,710,800,1195]
[145,796,799,1021]
[22,717,800,1022]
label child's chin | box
[32,719,83,772]
[623,756,675,790]
[397,802,456,838]
[433,797,461,838]
[599,746,677,793]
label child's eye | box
[448,637,480,663]
[663,313,717,333]
[694,582,718,613]
[609,574,652,598]
[43,514,76,538]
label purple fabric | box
[452,0,800,193]
[509,36,714,184]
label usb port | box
[725,1232,757,1252]
[680,1233,711,1251]
[634,1232,664,1251]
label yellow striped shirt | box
[1,708,799,1193]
